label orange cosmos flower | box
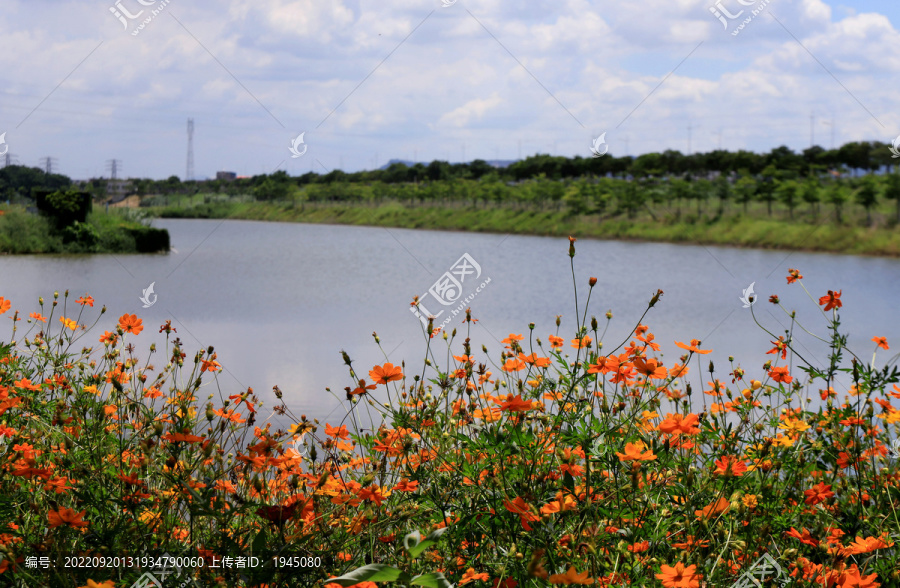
[818,290,842,311]
[674,339,711,355]
[324,423,350,439]
[48,507,88,528]
[200,355,221,372]
[571,336,592,349]
[768,366,792,383]
[872,337,889,350]
[695,497,729,519]
[632,357,668,379]
[99,330,118,345]
[766,336,788,359]
[503,497,540,531]
[59,316,77,331]
[14,377,41,391]
[786,527,819,547]
[713,455,747,477]
[804,482,835,506]
[786,268,803,284]
[29,312,47,323]
[118,313,143,335]
[369,363,402,385]
[0,297,10,314]
[548,335,564,348]
[843,535,893,555]
[498,394,535,412]
[75,295,94,307]
[548,565,594,585]
[655,562,701,588]
[657,413,700,435]
[502,357,526,372]
[502,333,524,346]
[79,581,116,588]
[459,569,490,586]
[393,479,419,492]
[615,441,656,462]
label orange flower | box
[99,331,118,345]
[818,289,842,311]
[786,527,819,547]
[369,363,402,385]
[656,562,701,588]
[325,583,377,588]
[768,366,792,383]
[674,339,711,355]
[498,394,535,412]
[786,268,803,284]
[713,456,747,477]
[78,581,115,588]
[0,297,10,314]
[657,413,700,435]
[502,358,526,372]
[503,497,540,531]
[548,565,594,585]
[75,295,94,307]
[200,355,221,372]
[48,507,89,528]
[804,482,835,506]
[615,441,656,462]
[843,535,893,555]
[872,337,889,350]
[548,335,564,348]
[29,312,47,323]
[349,379,376,396]
[14,377,41,391]
[766,336,788,359]
[60,316,77,331]
[694,497,729,519]
[118,313,143,335]
[632,357,667,379]
[459,568,490,585]
[393,479,419,492]
[502,333,524,346]
[571,336,592,349]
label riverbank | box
[0,205,170,254]
[153,200,900,257]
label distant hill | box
[379,158,519,170]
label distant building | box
[216,171,237,181]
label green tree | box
[854,175,878,226]
[800,177,821,217]
[776,179,799,219]
[734,174,756,214]
[826,182,847,224]
[884,171,900,223]
[713,174,731,216]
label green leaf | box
[411,572,455,588]
[251,528,266,553]
[407,527,449,558]
[326,564,403,585]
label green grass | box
[151,200,900,257]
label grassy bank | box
[0,205,169,254]
[153,200,900,257]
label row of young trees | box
[255,171,900,225]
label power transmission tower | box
[40,156,58,175]
[186,118,195,181]
[3,153,17,167]
[106,159,122,179]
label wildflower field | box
[0,238,898,588]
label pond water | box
[2,219,898,433]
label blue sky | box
[1,0,898,180]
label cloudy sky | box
[1,0,898,180]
